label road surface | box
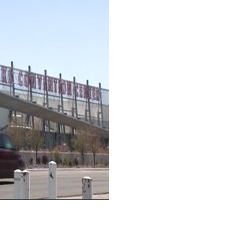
[0,168,109,199]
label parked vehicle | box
[0,132,25,178]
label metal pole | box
[71,107,75,136]
[10,61,16,122]
[11,61,15,97]
[73,77,78,118]
[28,66,34,129]
[59,73,66,144]
[71,77,77,137]
[28,66,33,102]
[45,70,49,108]
[57,104,60,146]
[45,70,51,150]
[99,83,104,128]
[43,120,46,149]
[86,80,92,124]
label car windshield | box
[0,134,16,150]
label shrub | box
[36,157,41,165]
[63,158,69,166]
[69,160,72,167]
[29,158,33,166]
[74,158,78,166]
[53,149,61,165]
[42,155,49,165]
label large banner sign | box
[0,65,100,101]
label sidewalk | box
[27,167,109,171]
[58,193,109,199]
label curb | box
[36,192,109,200]
[27,168,109,171]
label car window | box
[0,134,4,149]
[0,134,15,150]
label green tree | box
[86,126,101,167]
[72,128,88,165]
[26,129,43,164]
[6,119,25,151]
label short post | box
[14,169,22,199]
[82,176,92,199]
[20,170,30,199]
[49,161,57,199]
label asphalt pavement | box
[0,168,109,199]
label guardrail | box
[14,161,93,199]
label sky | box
[0,0,109,89]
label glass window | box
[0,134,4,149]
[2,134,15,150]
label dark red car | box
[0,132,25,178]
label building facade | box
[0,62,109,149]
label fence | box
[14,161,93,199]
[20,151,109,167]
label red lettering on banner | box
[84,85,89,99]
[0,65,105,102]
[30,74,36,89]
[53,78,57,93]
[92,87,96,100]
[67,81,72,96]
[79,84,83,98]
[58,80,62,94]
[74,84,79,97]
[8,68,12,84]
[48,77,53,92]
[96,89,100,101]
[43,76,47,91]
[18,71,23,86]
[89,87,92,99]
[1,67,7,83]
[62,80,66,94]
[37,75,42,90]
[24,73,28,87]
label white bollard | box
[82,176,92,199]
[14,169,22,199]
[20,170,30,199]
[49,161,57,199]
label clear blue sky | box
[0,0,109,89]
